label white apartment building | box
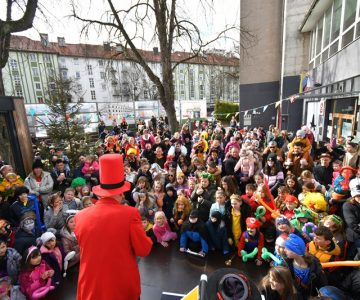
[3,35,239,111]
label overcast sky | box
[5,0,240,51]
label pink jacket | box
[81,161,99,175]
[153,222,177,243]
[19,261,53,300]
[140,134,155,149]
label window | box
[48,68,55,77]
[101,83,106,90]
[144,90,148,99]
[91,90,96,100]
[343,0,357,31]
[29,53,37,61]
[43,54,51,62]
[35,83,41,90]
[74,58,79,65]
[100,72,105,79]
[76,71,81,79]
[15,89,23,97]
[189,69,195,99]
[13,74,21,87]
[316,19,323,55]
[98,60,104,66]
[10,59,18,71]
[37,97,44,103]
[323,7,332,47]
[87,65,93,75]
[331,0,342,42]
[61,70,68,79]
[32,68,39,77]
[89,78,94,88]
[59,57,66,64]
[49,83,56,90]
[77,84,82,92]
[199,84,204,99]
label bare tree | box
[0,0,38,96]
[71,0,246,133]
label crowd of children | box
[0,118,360,299]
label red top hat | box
[92,154,131,197]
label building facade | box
[3,35,239,114]
[240,0,360,139]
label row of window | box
[309,0,360,67]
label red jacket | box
[75,198,152,300]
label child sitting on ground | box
[205,211,229,255]
[39,232,64,287]
[153,211,177,247]
[19,246,55,300]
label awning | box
[299,0,333,32]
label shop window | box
[333,98,356,114]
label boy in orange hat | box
[237,217,264,266]
[282,194,299,220]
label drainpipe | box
[279,0,288,129]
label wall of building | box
[240,0,282,85]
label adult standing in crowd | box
[75,154,152,300]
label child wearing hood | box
[179,210,209,257]
[60,214,80,268]
[205,211,229,255]
[39,232,64,287]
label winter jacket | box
[40,245,64,287]
[342,201,360,242]
[308,240,341,263]
[9,199,36,226]
[153,222,177,243]
[205,220,229,254]
[44,207,65,233]
[81,161,99,175]
[24,172,54,207]
[13,229,37,256]
[191,198,212,223]
[1,247,22,284]
[50,168,73,194]
[60,227,80,268]
[19,260,53,300]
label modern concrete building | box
[240,0,360,139]
[3,35,239,113]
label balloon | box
[32,278,55,299]
[255,206,266,220]
[302,222,317,239]
[240,247,258,262]
[63,251,76,277]
[261,247,281,265]
[256,195,280,219]
[321,261,360,268]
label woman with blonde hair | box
[259,266,297,300]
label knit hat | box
[71,177,86,188]
[13,186,29,200]
[246,217,261,229]
[319,286,347,300]
[189,210,199,219]
[268,141,277,147]
[296,130,305,138]
[40,232,56,244]
[276,216,290,227]
[284,194,298,204]
[284,233,305,256]
[275,234,288,247]
[32,159,44,170]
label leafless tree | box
[71,0,251,133]
[0,0,38,96]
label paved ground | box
[45,242,268,300]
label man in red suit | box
[75,154,152,300]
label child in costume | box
[179,210,209,257]
[19,246,55,300]
[271,234,288,267]
[0,172,24,200]
[170,195,192,232]
[104,135,121,154]
[153,211,177,247]
[290,207,313,232]
[205,211,229,255]
[287,130,311,159]
[237,217,264,266]
[282,194,299,220]
[332,166,356,200]
[302,182,327,214]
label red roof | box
[10,35,239,67]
